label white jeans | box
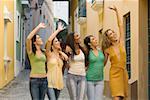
[87,81,104,100]
[66,73,86,100]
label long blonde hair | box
[102,29,113,51]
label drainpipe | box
[3,5,12,80]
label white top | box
[68,50,86,76]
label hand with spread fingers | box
[108,5,117,12]
[57,22,66,31]
[38,23,47,29]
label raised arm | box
[26,23,46,54]
[45,22,65,56]
[109,6,124,43]
[103,48,109,66]
[104,52,109,66]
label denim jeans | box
[47,88,60,100]
[66,73,86,100]
[87,81,104,100]
[29,77,48,100]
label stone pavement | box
[0,70,71,100]
[0,69,111,100]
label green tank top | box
[86,50,105,81]
[28,52,46,75]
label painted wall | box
[138,0,148,99]
[70,0,78,32]
[86,2,101,41]
[0,0,14,88]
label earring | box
[88,43,91,46]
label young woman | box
[84,35,107,100]
[45,22,68,100]
[65,32,87,100]
[26,23,48,100]
[103,6,128,100]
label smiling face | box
[34,35,43,46]
[106,29,119,42]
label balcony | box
[91,0,104,12]
[77,0,86,24]
[21,0,30,8]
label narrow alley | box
[0,0,149,100]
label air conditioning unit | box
[77,17,86,25]
[91,0,104,11]
[21,0,29,8]
[77,5,87,24]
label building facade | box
[70,0,149,99]
[0,0,54,89]
[0,0,14,88]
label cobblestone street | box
[0,70,70,100]
[0,70,111,100]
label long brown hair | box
[66,32,88,66]
[84,35,93,66]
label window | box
[92,0,95,3]
[124,12,131,79]
[16,11,21,42]
[78,0,86,17]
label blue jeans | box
[47,88,60,100]
[87,81,104,100]
[29,77,48,100]
[66,73,86,100]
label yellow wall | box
[0,0,14,88]
[86,2,102,41]
[0,0,5,88]
[80,22,87,44]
